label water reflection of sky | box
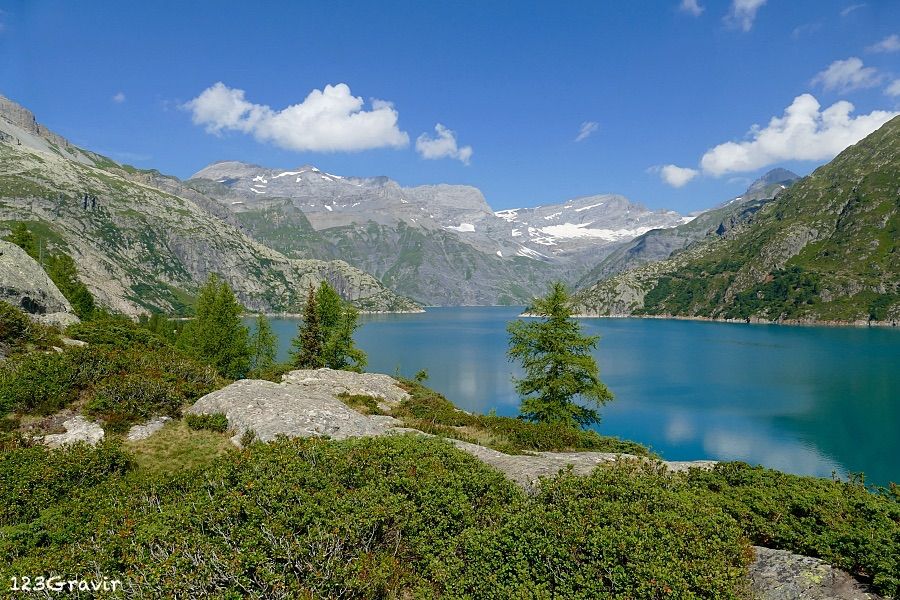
[263,307,900,486]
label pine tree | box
[177,274,251,378]
[6,223,38,259]
[316,281,367,372]
[291,285,324,368]
[507,282,613,428]
[44,253,96,320]
[249,313,278,372]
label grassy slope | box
[574,116,900,322]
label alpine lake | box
[262,307,900,486]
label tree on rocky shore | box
[249,314,277,372]
[507,282,612,427]
[177,274,250,378]
[291,285,324,369]
[291,282,367,371]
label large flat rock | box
[42,416,104,448]
[750,546,882,599]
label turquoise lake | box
[265,307,900,486]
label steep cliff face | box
[0,95,419,316]
[573,117,900,323]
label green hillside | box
[574,116,900,323]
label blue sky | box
[1,0,898,212]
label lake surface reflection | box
[264,307,900,486]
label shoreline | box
[568,312,900,329]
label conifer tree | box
[250,313,278,372]
[316,281,367,372]
[291,285,324,368]
[177,274,251,378]
[6,222,38,259]
[507,282,612,427]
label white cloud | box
[415,124,473,165]
[791,22,822,39]
[184,82,409,152]
[656,164,700,188]
[886,80,900,97]
[840,3,866,17]
[574,121,599,142]
[700,94,899,176]
[725,0,767,31]
[679,0,704,17]
[867,34,900,53]
[811,57,882,92]
[112,92,126,104]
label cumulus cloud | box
[840,3,866,17]
[886,80,900,97]
[678,0,704,17]
[574,121,599,142]
[183,82,409,152]
[699,94,899,176]
[655,164,700,188]
[867,34,900,53]
[725,0,767,31]
[415,124,473,164]
[112,92,126,104]
[811,57,882,92]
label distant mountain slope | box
[190,163,688,305]
[0,94,418,315]
[573,117,900,323]
[575,169,800,286]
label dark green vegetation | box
[0,301,60,356]
[393,379,646,456]
[0,316,222,430]
[575,116,900,323]
[292,281,368,371]
[1,435,897,597]
[184,412,229,433]
[177,274,252,378]
[508,283,613,427]
[5,222,96,319]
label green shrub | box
[338,393,385,415]
[86,375,179,432]
[0,350,85,415]
[0,301,60,353]
[0,345,222,429]
[184,412,229,433]
[66,315,169,349]
[394,380,652,456]
[441,462,750,598]
[687,462,900,597]
[0,441,132,526]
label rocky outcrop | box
[186,370,412,446]
[42,416,104,448]
[126,416,172,442]
[0,240,73,315]
[750,546,882,599]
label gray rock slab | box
[281,368,410,411]
[187,378,392,446]
[750,546,882,599]
[126,416,172,442]
[42,416,104,448]
[0,240,73,315]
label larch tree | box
[507,282,612,428]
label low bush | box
[0,301,60,354]
[687,462,900,597]
[0,441,132,526]
[66,315,169,350]
[394,380,652,456]
[0,345,223,429]
[184,412,229,433]
[0,349,85,415]
[442,462,750,598]
[0,437,753,598]
[338,393,385,415]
